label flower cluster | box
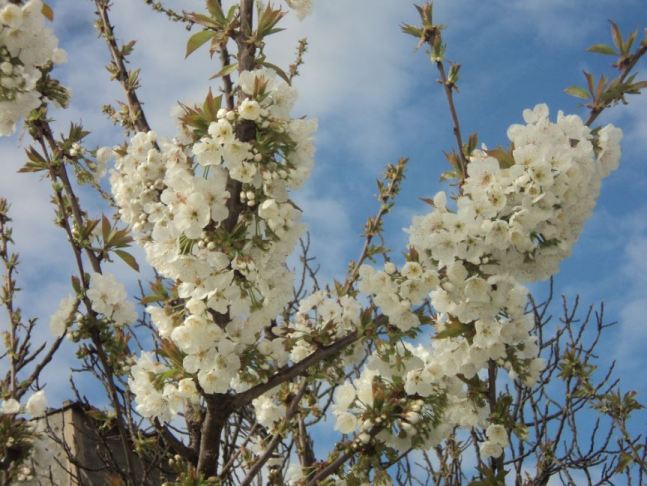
[331,344,450,452]
[359,261,438,332]
[0,0,67,135]
[0,390,47,418]
[286,289,362,361]
[110,69,317,419]
[128,352,199,421]
[480,423,509,459]
[49,294,77,337]
[344,104,622,457]
[87,272,137,326]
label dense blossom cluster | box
[109,69,318,418]
[332,344,450,450]
[285,289,362,362]
[87,272,137,326]
[0,0,66,135]
[338,105,623,458]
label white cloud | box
[614,235,647,365]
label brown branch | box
[0,200,21,397]
[216,0,236,111]
[296,411,316,469]
[143,0,194,26]
[240,383,307,485]
[30,121,138,485]
[219,422,259,478]
[94,0,152,133]
[306,449,353,485]
[487,360,504,476]
[196,395,233,477]
[15,331,69,401]
[435,60,468,176]
[233,330,360,407]
[154,418,198,465]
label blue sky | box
[0,0,646,457]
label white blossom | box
[49,294,76,336]
[25,390,47,417]
[0,397,19,414]
[0,0,68,135]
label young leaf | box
[210,63,238,80]
[260,61,291,85]
[101,215,111,244]
[485,146,515,168]
[185,30,215,58]
[19,148,49,173]
[71,276,82,294]
[610,21,623,51]
[587,43,617,56]
[115,250,140,272]
[41,2,54,21]
[625,30,638,53]
[206,0,226,24]
[401,23,423,39]
[564,85,590,100]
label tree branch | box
[94,0,152,133]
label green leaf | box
[185,30,215,58]
[615,451,633,474]
[595,74,607,100]
[586,43,617,56]
[67,123,90,144]
[71,276,82,294]
[187,12,219,28]
[467,132,479,154]
[434,319,472,340]
[440,169,461,182]
[115,250,140,272]
[401,23,423,39]
[101,215,111,244]
[583,71,595,96]
[226,5,238,22]
[202,89,223,122]
[485,146,515,168]
[209,62,238,80]
[419,197,435,206]
[121,40,136,57]
[564,85,590,100]
[624,30,638,53]
[610,21,623,51]
[257,3,285,38]
[19,148,49,173]
[260,61,290,85]
[334,279,345,297]
[178,235,195,255]
[106,227,133,248]
[127,68,141,90]
[628,80,647,92]
[206,0,226,24]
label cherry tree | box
[0,0,646,484]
